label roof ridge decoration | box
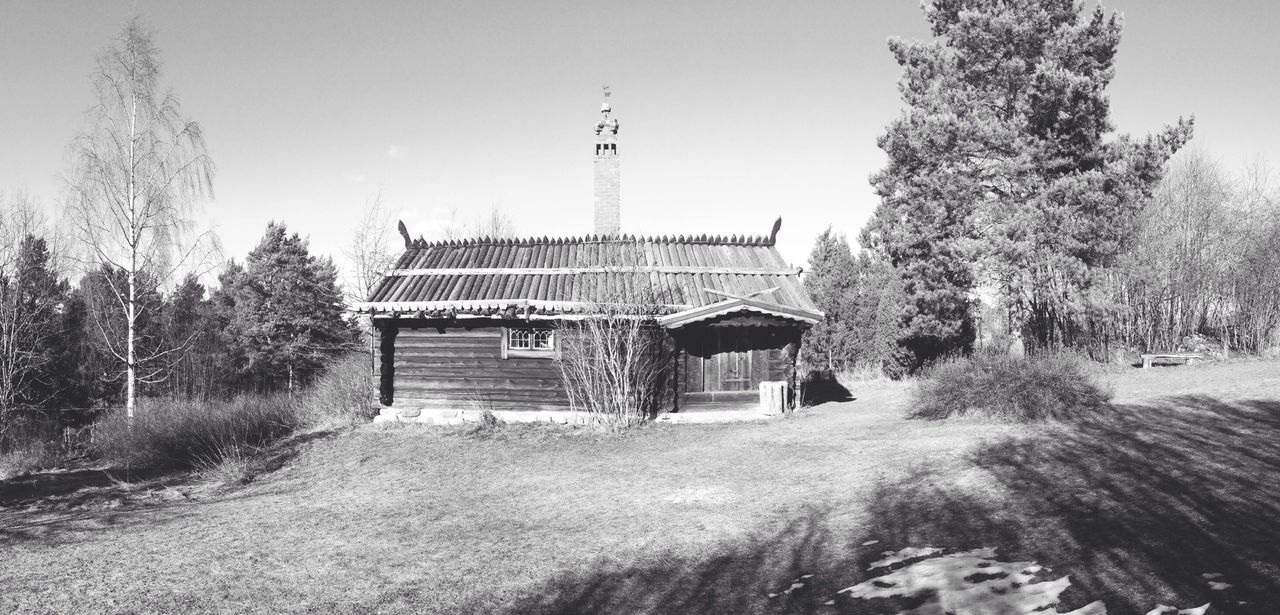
[401,217,784,249]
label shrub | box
[296,353,379,428]
[91,396,299,470]
[559,318,668,430]
[909,352,1112,421]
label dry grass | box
[0,439,55,481]
[91,396,299,471]
[295,353,380,428]
[1,359,1278,614]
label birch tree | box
[67,19,215,418]
[345,190,399,373]
[346,189,399,305]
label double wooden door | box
[710,350,752,391]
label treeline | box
[0,205,354,432]
[1104,153,1280,354]
[802,153,1280,377]
[802,0,1279,376]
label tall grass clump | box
[295,353,379,428]
[909,352,1112,421]
[0,416,62,480]
[0,438,57,480]
[92,396,299,471]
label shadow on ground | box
[491,396,1280,615]
[803,379,855,404]
[0,429,336,546]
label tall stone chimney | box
[593,86,620,236]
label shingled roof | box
[358,223,821,325]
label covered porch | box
[660,295,822,413]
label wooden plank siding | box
[382,323,571,412]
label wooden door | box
[700,328,754,392]
[716,350,752,391]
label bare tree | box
[66,19,216,419]
[440,204,516,240]
[345,189,399,372]
[1107,151,1280,354]
[345,188,398,305]
[0,193,64,429]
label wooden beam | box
[702,287,779,302]
[388,266,801,276]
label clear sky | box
[2,0,1277,290]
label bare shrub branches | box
[556,243,672,430]
[345,189,398,306]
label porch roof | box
[657,297,824,329]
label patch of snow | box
[768,575,812,598]
[867,546,948,569]
[840,546,1202,615]
[1145,605,1210,615]
[844,548,1075,613]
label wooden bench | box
[1140,353,1205,369]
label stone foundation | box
[373,405,783,426]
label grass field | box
[2,359,1279,614]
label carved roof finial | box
[596,84,619,135]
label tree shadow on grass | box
[0,428,338,546]
[489,506,876,615]
[0,467,174,507]
[492,395,1280,615]
[948,396,1280,615]
[824,395,1280,615]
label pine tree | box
[801,228,857,373]
[161,274,225,400]
[802,229,908,377]
[864,0,1193,366]
[228,223,353,393]
[0,236,67,416]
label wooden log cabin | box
[353,90,822,422]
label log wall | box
[380,321,570,412]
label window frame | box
[502,326,558,359]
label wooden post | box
[783,338,800,411]
[378,324,398,406]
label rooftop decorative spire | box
[595,84,619,135]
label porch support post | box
[378,324,399,406]
[784,333,800,410]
